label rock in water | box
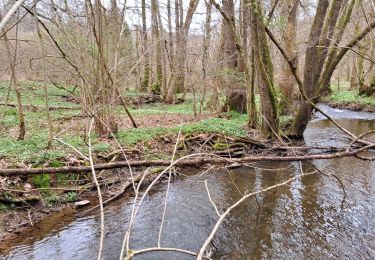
[74,200,90,207]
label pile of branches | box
[176,133,268,157]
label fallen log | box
[0,144,373,177]
[0,102,79,111]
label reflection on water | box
[2,107,375,259]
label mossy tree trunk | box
[210,0,257,123]
[247,48,257,128]
[200,0,213,115]
[249,0,279,139]
[221,0,245,113]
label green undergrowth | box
[0,130,111,166]
[131,102,197,115]
[0,81,79,109]
[42,191,78,207]
[324,90,375,107]
[117,113,248,146]
[1,81,293,167]
[323,81,375,108]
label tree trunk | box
[247,48,257,128]
[2,16,25,140]
[166,0,199,103]
[151,0,163,94]
[279,0,298,113]
[140,0,150,92]
[200,0,212,115]
[34,2,53,146]
[249,0,279,139]
[92,0,118,136]
[290,0,341,137]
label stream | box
[1,105,375,259]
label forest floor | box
[1,80,375,243]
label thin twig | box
[158,128,182,247]
[53,137,89,160]
[204,180,221,217]
[88,118,105,260]
[124,247,211,260]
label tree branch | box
[1,145,375,177]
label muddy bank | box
[0,187,97,244]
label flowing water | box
[2,105,375,259]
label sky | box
[124,0,229,33]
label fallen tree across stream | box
[1,143,374,177]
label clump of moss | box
[64,192,77,202]
[32,174,51,188]
[44,192,60,207]
[0,203,9,211]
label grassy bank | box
[322,81,375,111]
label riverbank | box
[2,80,375,246]
[322,82,375,112]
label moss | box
[33,174,51,188]
[212,142,229,151]
[0,203,9,211]
[64,192,77,202]
[43,192,60,207]
[49,160,64,167]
